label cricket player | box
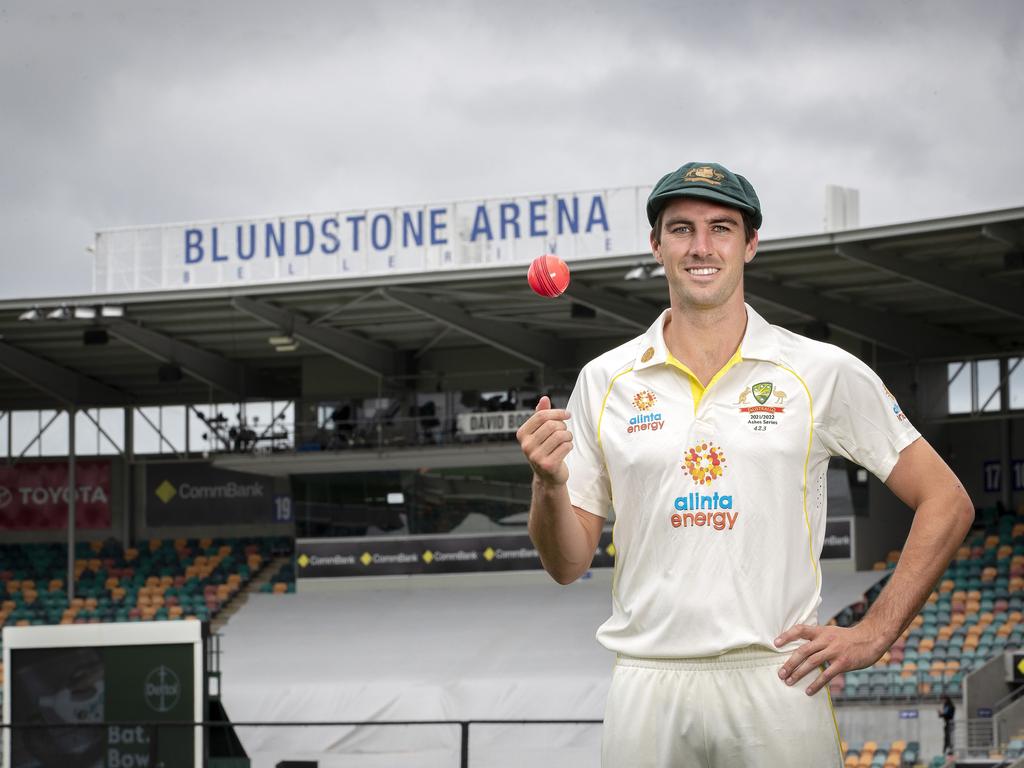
[516,161,974,766]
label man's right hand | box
[516,395,573,486]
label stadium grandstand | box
[1,188,1023,767]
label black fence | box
[0,718,604,768]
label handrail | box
[0,718,605,768]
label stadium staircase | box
[210,553,293,633]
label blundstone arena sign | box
[93,187,652,292]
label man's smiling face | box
[650,197,759,312]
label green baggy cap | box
[646,162,762,229]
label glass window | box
[0,411,7,458]
[273,401,295,445]
[39,410,68,456]
[1010,358,1023,411]
[160,405,186,453]
[976,359,1002,413]
[947,362,971,415]
[188,406,211,454]
[11,411,41,457]
[73,410,100,455]
[133,407,162,454]
[98,408,124,454]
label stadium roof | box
[0,206,1022,410]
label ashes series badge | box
[736,381,786,431]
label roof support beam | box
[563,282,659,330]
[381,288,569,370]
[744,275,998,358]
[231,296,396,378]
[982,223,1023,248]
[0,341,129,407]
[835,243,1024,321]
[107,319,248,395]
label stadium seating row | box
[842,739,919,768]
[0,536,291,695]
[831,508,1024,703]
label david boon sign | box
[0,460,112,530]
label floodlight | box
[46,305,71,320]
[73,306,97,320]
[18,307,42,321]
[275,343,300,352]
[268,335,294,346]
[100,305,125,318]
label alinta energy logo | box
[672,442,737,531]
[627,389,664,434]
[683,442,726,485]
[884,387,908,422]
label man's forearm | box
[858,493,974,648]
[528,477,596,584]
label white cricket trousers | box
[602,646,844,768]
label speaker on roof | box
[158,363,183,383]
[83,329,109,346]
[570,302,596,319]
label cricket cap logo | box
[751,382,773,405]
[683,166,725,186]
[683,442,727,485]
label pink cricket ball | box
[527,254,571,298]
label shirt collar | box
[632,303,783,372]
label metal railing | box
[194,414,531,456]
[0,717,604,768]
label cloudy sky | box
[1,0,1021,300]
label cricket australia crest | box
[737,381,787,432]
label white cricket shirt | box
[565,304,920,658]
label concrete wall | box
[943,417,1023,512]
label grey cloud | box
[0,0,1022,298]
